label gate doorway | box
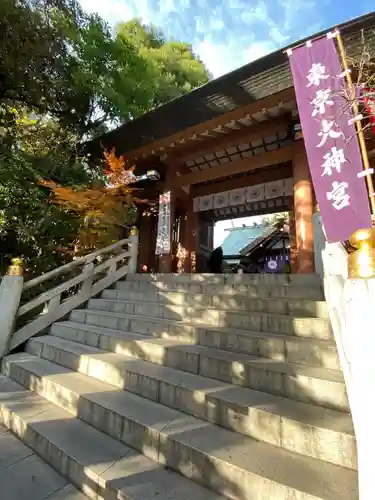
[212,212,291,274]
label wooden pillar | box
[292,142,315,274]
[183,202,198,273]
[176,209,187,274]
[137,209,153,273]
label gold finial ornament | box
[130,226,138,236]
[7,257,24,276]
[348,228,375,279]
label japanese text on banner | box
[289,36,371,242]
[155,191,171,255]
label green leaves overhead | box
[0,1,209,275]
[116,20,210,110]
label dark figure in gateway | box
[207,247,224,273]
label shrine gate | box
[87,13,375,275]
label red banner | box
[363,88,375,134]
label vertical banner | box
[289,35,372,243]
[363,88,375,135]
[155,191,171,255]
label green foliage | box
[1,2,209,139]
[0,148,79,276]
[116,20,210,109]
[0,0,209,276]
[261,212,289,229]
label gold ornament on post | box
[7,257,24,276]
[130,226,138,236]
[347,228,375,279]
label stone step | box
[73,305,333,341]
[22,335,356,469]
[71,304,337,369]
[0,423,87,500]
[103,288,329,318]
[125,273,323,287]
[43,486,87,500]
[2,353,358,500]
[49,322,348,411]
[116,279,325,301]
[0,374,224,500]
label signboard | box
[155,191,171,255]
[288,35,372,242]
[193,178,293,213]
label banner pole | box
[335,30,375,216]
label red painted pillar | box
[183,202,198,273]
[292,142,315,274]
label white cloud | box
[195,17,206,34]
[209,17,225,31]
[136,0,152,24]
[195,39,240,77]
[163,0,178,14]
[241,1,289,46]
[77,0,358,79]
[79,0,135,25]
[244,41,276,63]
[269,26,289,46]
[279,0,318,31]
[228,0,247,9]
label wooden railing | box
[0,231,138,356]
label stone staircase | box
[0,273,358,499]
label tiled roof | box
[220,226,270,255]
[240,226,279,255]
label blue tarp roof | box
[220,226,269,255]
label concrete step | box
[71,305,337,369]
[103,288,329,318]
[116,279,325,301]
[21,335,356,469]
[0,423,87,500]
[2,353,358,500]
[125,273,323,287]
[72,305,333,341]
[0,374,224,500]
[49,322,348,411]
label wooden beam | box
[224,120,247,131]
[163,160,189,201]
[192,163,293,197]
[177,145,294,187]
[170,115,289,165]
[127,88,295,161]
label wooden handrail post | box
[0,259,24,358]
[128,227,139,273]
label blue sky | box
[80,0,374,78]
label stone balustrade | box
[0,231,138,357]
